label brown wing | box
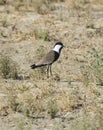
[41,50,56,64]
[37,50,56,65]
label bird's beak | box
[63,45,65,47]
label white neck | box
[52,45,62,53]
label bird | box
[30,42,64,77]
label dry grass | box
[80,48,103,85]
[1,77,102,129]
[89,0,103,4]
[0,79,79,117]
[3,0,103,13]
[0,54,19,79]
[0,0,103,129]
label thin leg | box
[47,65,50,78]
[50,65,52,77]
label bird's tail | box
[30,64,37,69]
[30,64,45,69]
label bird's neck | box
[52,45,61,53]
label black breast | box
[53,51,59,62]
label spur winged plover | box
[30,42,64,77]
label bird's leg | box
[50,65,52,77]
[47,65,50,78]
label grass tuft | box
[80,48,103,85]
[0,54,19,79]
[47,99,58,119]
[34,26,49,41]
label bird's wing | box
[37,50,55,65]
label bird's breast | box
[53,51,59,62]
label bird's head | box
[53,42,65,53]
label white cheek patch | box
[53,45,61,53]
